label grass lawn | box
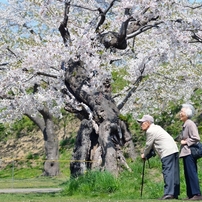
[0,194,184,202]
[0,156,202,202]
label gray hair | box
[182,103,195,119]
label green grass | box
[0,196,182,202]
[1,156,202,201]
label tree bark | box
[42,117,59,176]
[25,107,59,176]
[70,119,94,176]
[63,58,137,176]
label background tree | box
[0,0,201,176]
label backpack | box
[190,142,202,160]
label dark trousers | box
[183,154,201,198]
[161,152,180,197]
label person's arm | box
[143,132,155,158]
[186,122,200,146]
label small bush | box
[62,170,120,196]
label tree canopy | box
[0,0,202,175]
[0,0,201,121]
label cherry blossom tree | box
[0,0,201,176]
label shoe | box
[189,195,202,200]
[159,195,174,200]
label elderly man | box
[137,115,180,200]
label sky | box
[0,0,7,3]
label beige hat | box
[137,115,154,123]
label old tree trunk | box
[58,0,157,176]
[57,0,154,177]
[63,59,137,177]
[25,107,59,176]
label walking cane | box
[140,149,155,197]
[140,159,146,198]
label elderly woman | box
[179,103,202,200]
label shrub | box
[62,170,120,196]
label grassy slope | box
[1,154,202,202]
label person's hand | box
[181,139,187,145]
[141,153,145,159]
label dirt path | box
[0,188,62,193]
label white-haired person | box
[179,103,202,200]
[137,115,180,200]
